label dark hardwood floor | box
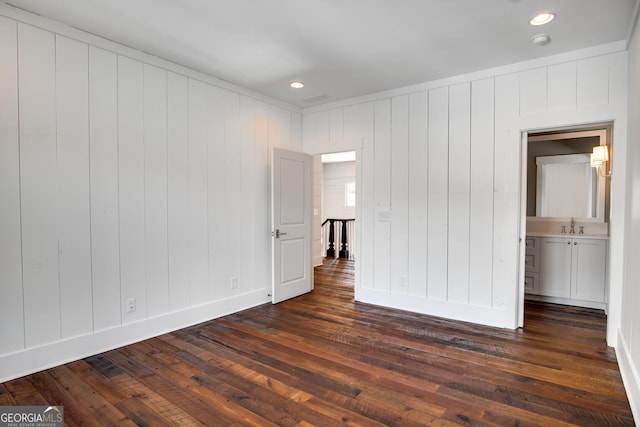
[0,258,633,426]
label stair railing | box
[321,218,355,259]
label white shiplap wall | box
[303,45,628,330]
[0,9,301,381]
[617,11,640,421]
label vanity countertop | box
[526,232,609,240]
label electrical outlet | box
[126,298,136,313]
[230,276,238,289]
[399,276,407,287]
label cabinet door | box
[539,237,571,298]
[572,239,607,302]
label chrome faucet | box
[569,217,575,234]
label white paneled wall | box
[447,83,471,304]
[56,35,93,339]
[0,15,23,355]
[0,11,301,381]
[427,87,449,301]
[407,93,428,298]
[618,14,640,421]
[89,46,121,330]
[18,23,60,348]
[304,46,627,329]
[144,64,170,318]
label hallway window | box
[345,180,356,207]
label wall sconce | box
[590,145,611,177]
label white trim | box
[0,2,301,114]
[304,41,627,114]
[512,108,627,348]
[616,330,640,424]
[0,290,270,383]
[524,294,606,310]
[356,288,509,329]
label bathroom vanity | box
[525,232,608,309]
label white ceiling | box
[4,0,638,107]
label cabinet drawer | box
[525,253,539,273]
[525,237,539,253]
[524,273,539,294]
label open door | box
[517,131,528,328]
[271,147,313,303]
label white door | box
[271,148,313,303]
[517,132,528,328]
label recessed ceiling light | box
[530,12,555,26]
[290,81,304,89]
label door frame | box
[313,149,361,293]
[517,123,614,331]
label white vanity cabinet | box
[538,237,572,298]
[570,238,608,303]
[526,235,607,309]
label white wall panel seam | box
[517,73,522,117]
[54,33,63,338]
[85,41,95,332]
[116,54,123,325]
[164,69,170,309]
[405,98,410,286]
[425,92,429,299]
[449,86,452,301]
[15,19,27,350]
[185,78,191,306]
[371,104,375,289]
[545,65,552,111]
[490,77,498,308]
[490,80,497,308]
[142,64,147,318]
[467,85,473,304]
[389,97,393,248]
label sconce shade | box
[591,145,608,167]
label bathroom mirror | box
[535,154,600,218]
[527,128,609,223]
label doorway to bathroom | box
[519,124,612,328]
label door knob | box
[273,229,288,238]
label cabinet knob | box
[574,241,577,245]
[567,241,571,245]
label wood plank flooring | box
[0,258,633,426]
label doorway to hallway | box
[313,151,357,267]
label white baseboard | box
[0,290,270,383]
[616,330,640,424]
[355,287,511,329]
[524,294,606,310]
